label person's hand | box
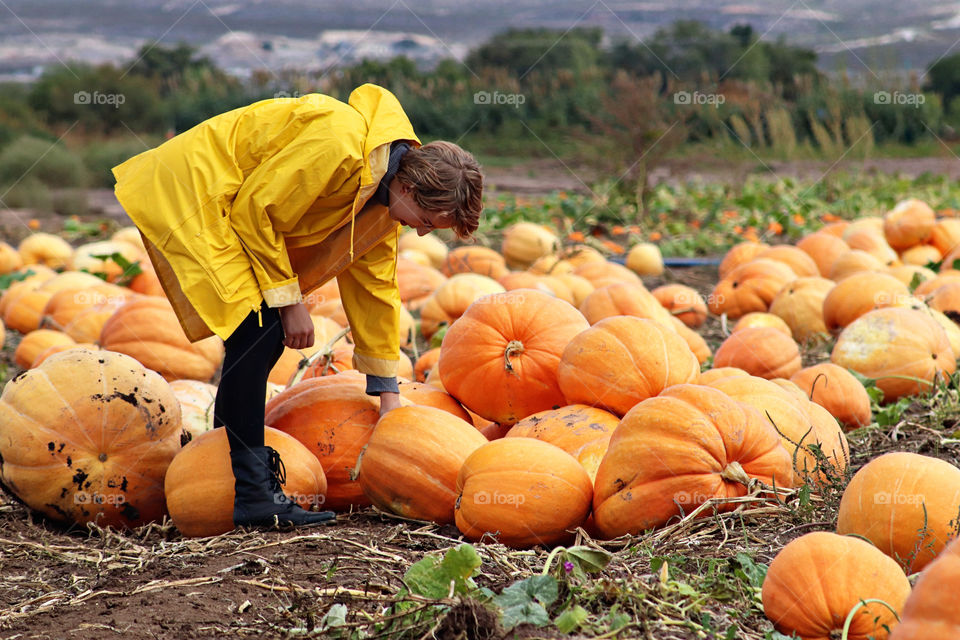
[278,302,315,350]
[379,391,401,417]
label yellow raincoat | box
[112,84,420,377]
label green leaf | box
[0,268,34,291]
[319,603,348,630]
[562,546,612,575]
[731,553,767,588]
[554,605,589,633]
[403,544,482,599]
[494,575,558,609]
[499,600,550,629]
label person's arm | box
[230,123,362,308]
[336,231,402,414]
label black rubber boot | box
[231,446,336,529]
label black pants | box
[213,303,286,452]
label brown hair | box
[395,141,483,239]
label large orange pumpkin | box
[790,363,872,430]
[579,281,674,326]
[397,259,446,310]
[165,426,326,537]
[831,307,955,403]
[0,349,183,528]
[762,532,911,640]
[441,246,508,279]
[13,328,75,369]
[455,438,592,548]
[757,245,820,277]
[573,260,641,288]
[718,241,769,279]
[709,258,796,319]
[593,384,793,538]
[356,406,487,524]
[264,372,380,511]
[713,327,801,380]
[930,218,960,257]
[768,276,835,342]
[439,289,590,425]
[837,452,960,574]
[703,374,848,486]
[99,296,225,382]
[884,198,936,251]
[18,232,73,269]
[504,404,618,455]
[397,380,472,422]
[651,283,708,328]
[796,232,849,276]
[890,535,960,640]
[822,271,913,333]
[168,379,218,440]
[413,347,441,382]
[557,316,700,416]
[0,240,23,274]
[501,222,558,269]
[829,249,887,281]
[731,312,793,336]
[398,231,448,269]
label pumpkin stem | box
[503,340,525,375]
[720,460,752,487]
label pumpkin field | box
[3,173,960,639]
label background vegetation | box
[2,21,960,212]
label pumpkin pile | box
[5,204,960,637]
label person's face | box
[388,182,450,236]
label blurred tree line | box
[1,20,959,210]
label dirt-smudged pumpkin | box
[505,404,618,455]
[455,437,592,548]
[165,426,325,537]
[831,307,955,403]
[265,371,385,511]
[439,289,589,425]
[837,452,960,574]
[0,348,183,529]
[557,316,700,416]
[762,531,910,640]
[593,384,793,539]
[890,535,960,640]
[99,296,225,382]
[356,406,486,524]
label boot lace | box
[266,447,287,493]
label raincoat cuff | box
[262,278,302,307]
[365,375,399,396]
[353,351,399,377]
